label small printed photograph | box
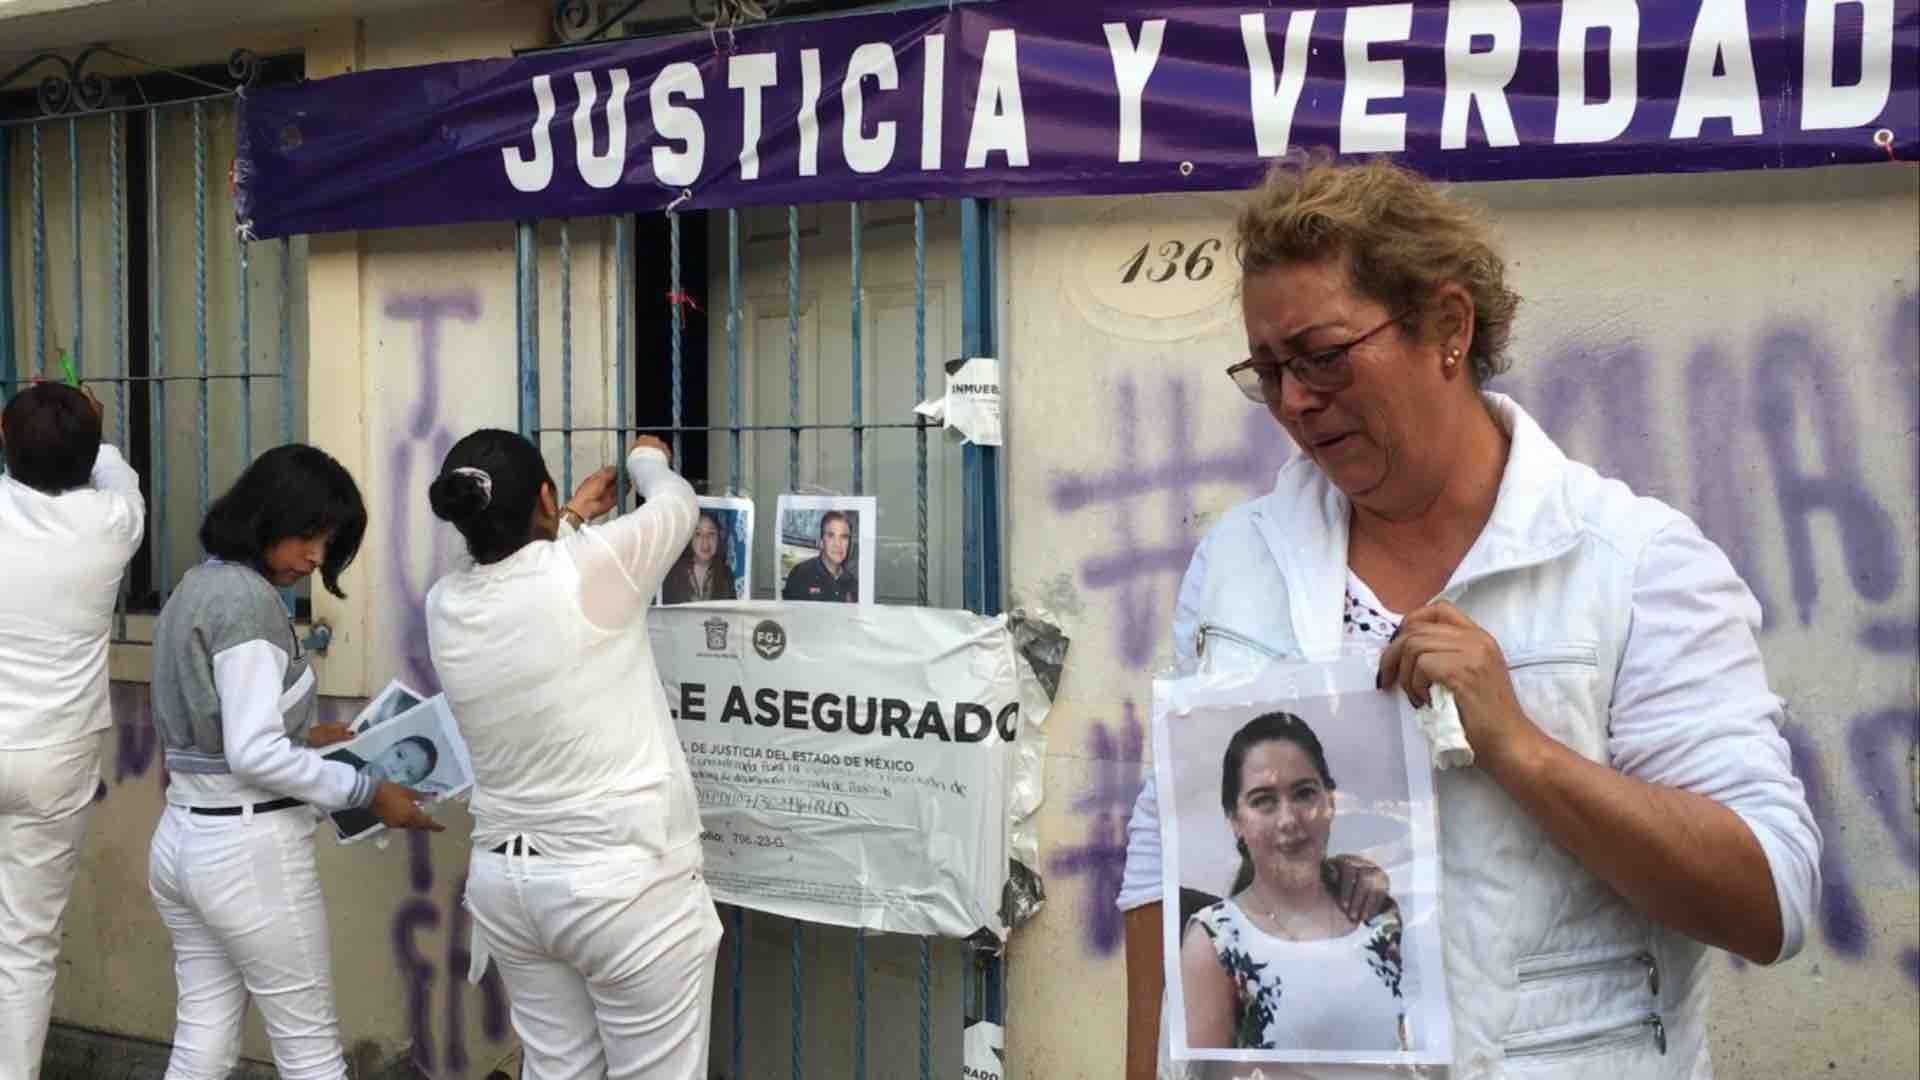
[775,494,877,605]
[349,679,425,735]
[659,497,754,605]
[324,696,474,844]
[1157,658,1450,1066]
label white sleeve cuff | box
[1116,763,1164,912]
[1737,801,1821,964]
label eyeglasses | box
[1226,310,1413,402]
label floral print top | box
[1189,898,1408,1053]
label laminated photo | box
[349,678,425,735]
[659,496,754,605]
[324,695,474,844]
[1156,655,1451,1067]
[774,494,877,604]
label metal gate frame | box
[511,196,1006,1078]
[0,49,303,630]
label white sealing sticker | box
[962,1020,1005,1080]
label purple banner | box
[236,1,1919,239]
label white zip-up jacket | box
[1120,394,1820,1077]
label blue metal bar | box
[614,215,629,510]
[724,204,747,1079]
[515,221,540,437]
[278,238,292,444]
[914,198,932,1078]
[730,906,745,1078]
[791,920,803,1080]
[193,103,208,518]
[959,198,1001,616]
[238,220,251,464]
[913,201,928,607]
[558,421,919,435]
[852,928,867,1080]
[729,903,744,1068]
[919,939,932,1080]
[67,119,80,374]
[0,88,252,130]
[0,131,15,410]
[786,205,800,490]
[109,113,126,638]
[30,125,43,375]
[669,210,684,466]
[727,208,741,492]
[149,110,169,595]
[559,219,573,493]
[958,194,1005,1076]
[111,114,125,450]
[849,203,863,495]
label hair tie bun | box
[451,466,493,509]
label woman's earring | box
[1444,348,1461,369]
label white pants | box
[466,844,723,1080]
[147,804,347,1080]
[0,736,99,1080]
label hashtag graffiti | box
[1048,377,1289,668]
[1047,705,1145,956]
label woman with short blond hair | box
[1121,156,1819,1076]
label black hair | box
[1222,711,1336,896]
[199,444,366,598]
[427,428,555,565]
[1,382,103,492]
[394,734,440,778]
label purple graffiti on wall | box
[392,896,443,1070]
[376,288,513,1073]
[1048,376,1291,668]
[382,291,481,695]
[1046,704,1145,956]
[113,681,159,784]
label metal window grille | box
[514,197,1004,1077]
[0,52,310,634]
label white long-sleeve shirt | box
[0,443,145,749]
[426,447,698,860]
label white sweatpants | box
[465,844,723,1080]
[147,804,348,1080]
[0,735,99,1080]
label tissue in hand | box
[1414,684,1474,770]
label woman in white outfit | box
[424,429,721,1080]
[147,444,443,1080]
[0,382,144,1080]
[1120,157,1820,1078]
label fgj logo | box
[752,620,787,661]
[703,617,729,653]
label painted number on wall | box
[1117,237,1223,284]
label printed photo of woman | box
[1179,711,1407,1054]
[661,510,739,604]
